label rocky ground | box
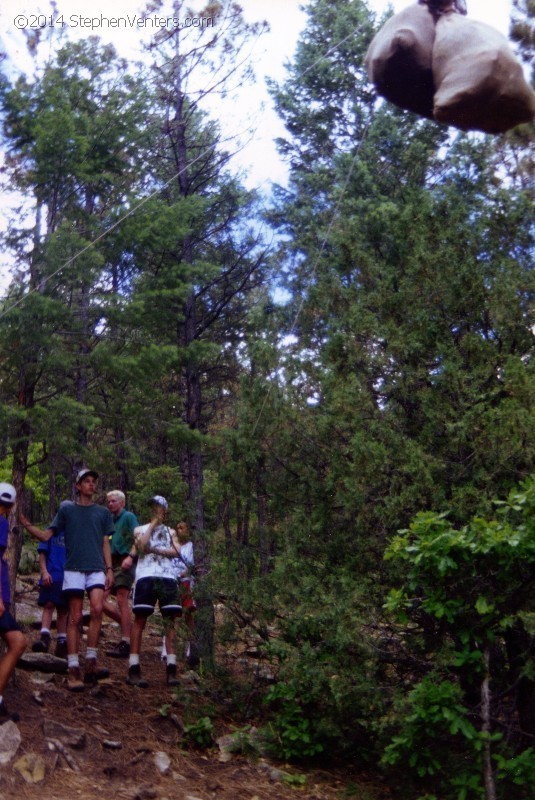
[0,574,392,800]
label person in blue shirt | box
[0,482,27,722]
[32,501,71,659]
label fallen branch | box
[47,738,81,772]
[127,748,151,766]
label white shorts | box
[63,570,106,595]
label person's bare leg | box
[116,587,132,639]
[0,630,26,695]
[86,587,104,649]
[127,616,148,686]
[56,606,68,638]
[163,616,179,685]
[33,602,54,651]
[129,615,146,655]
[40,602,54,632]
[67,596,83,656]
[102,595,121,624]
[164,629,176,658]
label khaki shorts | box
[110,555,135,593]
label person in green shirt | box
[103,490,138,658]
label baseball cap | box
[0,482,16,506]
[76,468,99,483]
[149,495,168,509]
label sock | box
[0,695,3,704]
[167,654,177,666]
[40,628,50,635]
[129,654,140,667]
[67,655,80,669]
[86,647,97,661]
[121,637,129,644]
[57,634,66,642]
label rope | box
[0,143,217,322]
[0,15,372,440]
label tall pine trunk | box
[172,69,214,665]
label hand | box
[121,555,132,570]
[42,570,52,587]
[105,570,115,591]
[0,599,5,618]
[18,512,30,528]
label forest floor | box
[0,572,394,800]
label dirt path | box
[0,576,391,800]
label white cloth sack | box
[365,3,436,118]
[432,13,535,133]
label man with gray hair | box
[103,490,139,658]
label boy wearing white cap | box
[126,496,182,688]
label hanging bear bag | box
[432,12,535,133]
[365,2,436,118]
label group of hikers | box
[0,468,196,718]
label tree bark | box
[505,621,535,738]
[222,496,232,557]
[481,646,496,800]
[256,461,269,577]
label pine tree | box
[245,0,535,760]
[96,0,269,666]
[0,38,148,592]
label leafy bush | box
[256,567,385,763]
[381,477,535,799]
[182,716,215,749]
[263,682,325,760]
[381,678,479,778]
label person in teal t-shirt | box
[19,468,114,692]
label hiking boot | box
[84,660,110,684]
[126,664,148,688]
[0,699,19,724]
[106,640,130,658]
[166,663,180,686]
[32,632,51,653]
[54,639,68,659]
[67,667,85,692]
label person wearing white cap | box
[19,468,115,691]
[126,495,182,688]
[0,483,27,722]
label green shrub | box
[382,477,535,799]
[182,716,215,749]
